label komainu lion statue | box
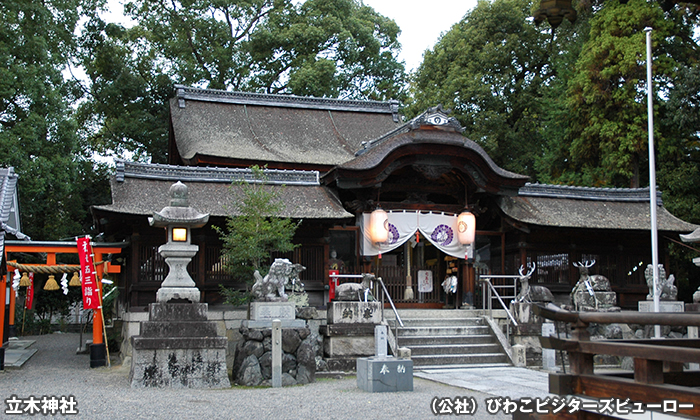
[645,264,678,301]
[251,258,306,302]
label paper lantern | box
[457,211,476,245]
[369,208,389,244]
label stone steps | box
[390,317,485,327]
[388,309,511,368]
[408,343,502,355]
[398,334,495,346]
[411,353,509,366]
[398,326,492,336]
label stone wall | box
[232,325,322,386]
[120,307,328,376]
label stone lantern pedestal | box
[156,242,200,303]
[130,181,230,388]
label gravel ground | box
[1,333,509,420]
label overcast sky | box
[360,1,477,71]
[103,0,478,73]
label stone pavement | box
[414,365,554,401]
[2,338,38,368]
[2,333,555,400]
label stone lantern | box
[149,181,209,303]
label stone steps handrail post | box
[479,275,520,326]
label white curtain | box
[360,210,470,259]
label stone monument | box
[571,260,620,312]
[129,182,230,388]
[357,325,413,392]
[508,264,558,368]
[321,273,383,371]
[636,264,684,338]
[245,258,306,329]
[233,259,317,386]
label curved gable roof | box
[323,106,528,195]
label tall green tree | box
[77,19,172,163]
[553,0,683,188]
[215,166,300,284]
[77,0,406,163]
[408,0,562,179]
[0,0,109,240]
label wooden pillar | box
[0,272,6,358]
[130,233,140,308]
[519,233,527,268]
[7,282,15,337]
[570,320,593,377]
[92,252,105,345]
[462,263,475,308]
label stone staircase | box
[385,309,511,369]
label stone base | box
[328,301,381,324]
[357,357,413,392]
[156,287,200,303]
[130,346,229,388]
[638,301,684,312]
[242,319,306,329]
[129,303,230,388]
[251,301,296,321]
[325,336,376,357]
[574,290,618,311]
[232,325,316,387]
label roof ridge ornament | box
[408,104,464,133]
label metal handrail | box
[377,276,403,328]
[479,275,519,326]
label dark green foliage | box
[214,166,300,301]
[408,0,559,179]
[0,0,110,240]
[74,0,407,164]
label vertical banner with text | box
[25,273,34,310]
[77,237,99,310]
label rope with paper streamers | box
[7,260,106,274]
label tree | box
[0,0,110,240]
[76,0,406,163]
[554,0,677,187]
[407,0,561,179]
[214,166,300,303]
[76,19,172,163]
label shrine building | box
[91,85,699,312]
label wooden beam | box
[540,337,700,364]
[634,358,663,384]
[534,304,700,327]
[574,374,700,418]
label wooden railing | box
[528,304,700,419]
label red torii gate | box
[1,240,124,368]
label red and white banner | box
[25,273,34,310]
[77,236,99,310]
[361,211,470,259]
